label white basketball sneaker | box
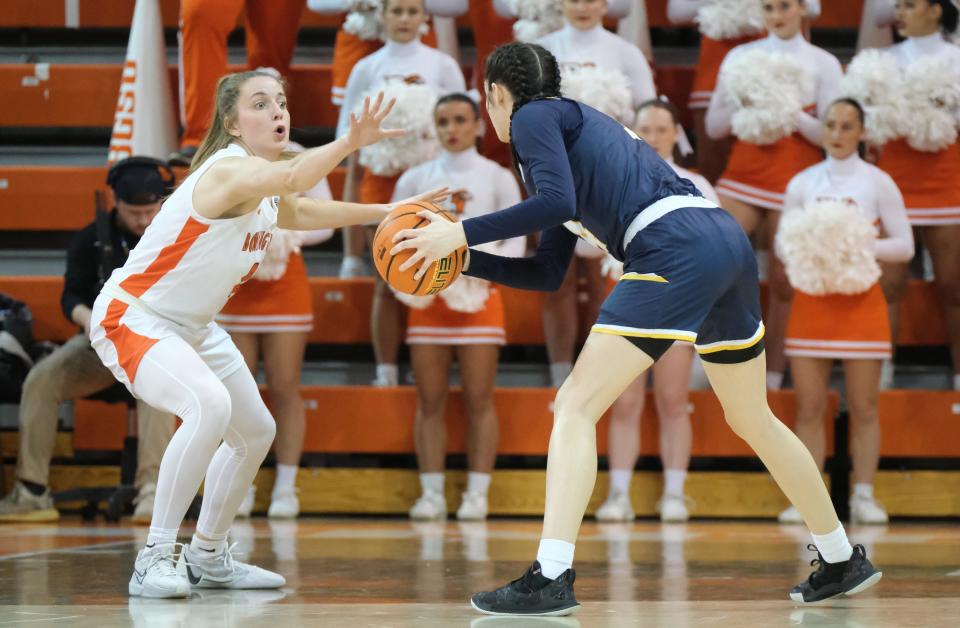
[236,486,256,519]
[657,492,692,522]
[850,494,889,524]
[267,490,299,519]
[595,492,635,522]
[409,490,447,521]
[177,543,286,589]
[129,543,190,598]
[778,505,804,524]
[456,491,488,521]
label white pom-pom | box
[357,80,440,176]
[561,65,635,124]
[696,0,764,40]
[775,200,881,296]
[391,288,434,310]
[901,56,960,152]
[721,49,811,144]
[504,0,563,41]
[601,254,624,280]
[840,49,907,146]
[438,275,491,313]
[343,0,383,41]
[254,230,303,282]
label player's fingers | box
[398,250,425,272]
[377,97,398,122]
[361,95,371,119]
[391,228,417,244]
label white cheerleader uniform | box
[392,147,524,345]
[707,32,843,210]
[783,154,913,360]
[875,33,960,225]
[336,38,466,206]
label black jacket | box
[61,210,141,323]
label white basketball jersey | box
[104,144,278,328]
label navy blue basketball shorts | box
[593,205,765,364]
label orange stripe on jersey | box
[119,216,210,298]
[102,299,159,383]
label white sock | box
[663,469,687,496]
[811,524,854,564]
[609,469,632,495]
[853,483,874,500]
[375,363,398,386]
[466,472,491,496]
[420,472,444,495]
[549,362,573,388]
[146,527,178,548]
[766,371,784,390]
[273,464,298,495]
[190,533,227,557]
[953,373,960,392]
[536,538,575,579]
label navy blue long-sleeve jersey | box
[462,98,701,291]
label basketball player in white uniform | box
[90,71,446,598]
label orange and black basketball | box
[372,201,466,296]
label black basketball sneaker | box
[470,561,580,616]
[790,544,882,603]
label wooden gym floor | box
[0,518,956,627]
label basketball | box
[372,201,466,296]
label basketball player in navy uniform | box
[392,42,882,616]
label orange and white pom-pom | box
[841,49,907,146]
[357,80,440,176]
[902,56,960,152]
[722,49,810,145]
[254,229,304,282]
[775,200,881,296]
[695,0,764,40]
[561,65,635,125]
[503,0,563,41]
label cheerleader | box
[537,0,657,388]
[873,0,960,392]
[706,0,842,389]
[336,0,465,386]
[215,143,334,519]
[394,94,524,522]
[595,98,718,523]
[426,1,516,166]
[668,0,820,182]
[777,98,913,524]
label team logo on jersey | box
[815,195,860,209]
[242,231,273,252]
[384,74,424,85]
[450,189,473,214]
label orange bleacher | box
[0,275,946,348]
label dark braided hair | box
[484,42,562,169]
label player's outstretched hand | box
[347,92,405,149]
[391,210,467,280]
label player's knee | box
[723,409,774,441]
[416,392,448,419]
[462,388,494,419]
[199,386,233,433]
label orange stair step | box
[0,276,946,347]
